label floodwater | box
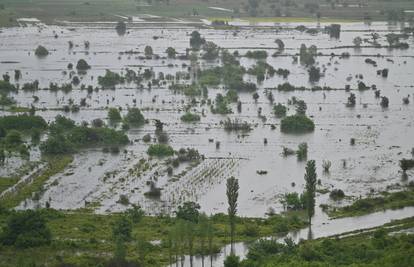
[0,21,413,218]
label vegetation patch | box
[280,115,315,133]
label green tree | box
[144,45,153,58]
[226,176,239,253]
[190,31,205,50]
[108,107,122,123]
[304,160,317,224]
[34,45,49,57]
[224,254,240,267]
[112,216,132,242]
[0,210,52,248]
[175,201,200,223]
[166,47,177,58]
[124,108,145,127]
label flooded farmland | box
[1,21,414,219]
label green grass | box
[0,177,18,194]
[0,209,308,266]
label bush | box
[76,59,90,70]
[245,50,268,59]
[175,201,200,223]
[296,142,308,160]
[400,159,414,172]
[124,108,145,127]
[166,47,177,58]
[0,210,52,248]
[115,21,126,35]
[98,70,123,88]
[108,108,122,123]
[34,45,49,57]
[281,192,305,210]
[273,103,287,117]
[224,254,240,267]
[147,144,174,157]
[0,114,47,131]
[112,216,132,241]
[4,130,22,146]
[281,115,315,133]
[41,125,129,155]
[180,112,201,122]
[40,134,75,154]
[330,189,345,200]
[142,134,151,143]
[223,118,252,131]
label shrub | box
[76,59,90,70]
[40,134,75,154]
[224,254,240,267]
[126,204,144,223]
[41,125,128,155]
[147,144,174,157]
[144,45,153,58]
[223,118,252,131]
[166,47,177,58]
[34,45,49,57]
[0,210,52,248]
[180,112,201,122]
[142,134,151,143]
[115,21,126,35]
[4,130,22,146]
[296,142,308,160]
[175,201,200,223]
[112,216,132,241]
[108,108,122,123]
[400,159,414,172]
[245,50,268,59]
[281,192,305,210]
[117,195,129,205]
[98,70,123,88]
[124,108,145,127]
[330,189,345,200]
[282,147,295,156]
[0,114,47,131]
[322,160,331,173]
[380,96,389,108]
[273,103,287,117]
[280,115,315,133]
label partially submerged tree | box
[34,45,49,57]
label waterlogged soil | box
[1,21,414,217]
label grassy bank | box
[324,187,414,219]
[240,216,414,267]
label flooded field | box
[1,21,414,218]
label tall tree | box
[304,160,317,224]
[226,176,239,253]
[198,214,209,267]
